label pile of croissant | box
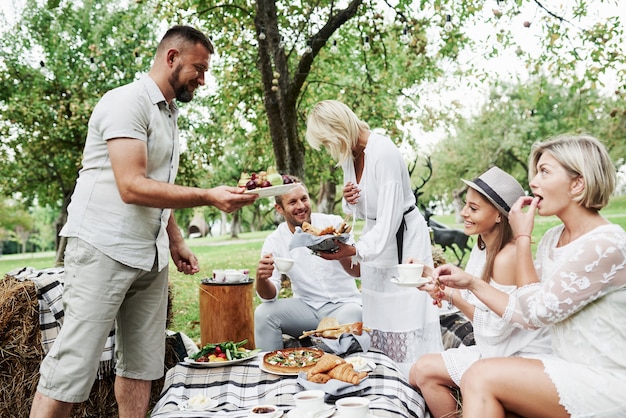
[301,221,351,236]
[306,353,367,385]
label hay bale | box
[0,273,179,417]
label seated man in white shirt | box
[254,181,362,350]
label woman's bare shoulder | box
[492,242,518,286]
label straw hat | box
[462,166,525,218]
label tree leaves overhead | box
[422,77,626,207]
[162,0,484,208]
[1,0,624,239]
[0,0,158,208]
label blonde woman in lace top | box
[434,134,626,418]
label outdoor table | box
[150,349,430,417]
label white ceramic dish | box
[390,277,430,288]
[244,183,299,198]
[396,263,424,282]
[184,350,260,367]
[224,272,246,283]
[345,356,376,372]
[248,405,283,417]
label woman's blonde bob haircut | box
[529,133,616,210]
[306,100,369,165]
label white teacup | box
[396,263,424,283]
[335,396,370,418]
[273,257,295,274]
[212,269,226,282]
[224,269,245,283]
[293,390,325,415]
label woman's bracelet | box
[447,289,456,310]
[515,234,534,243]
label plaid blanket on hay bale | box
[0,267,180,418]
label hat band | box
[473,178,510,213]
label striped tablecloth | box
[150,349,429,417]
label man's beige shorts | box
[37,237,168,403]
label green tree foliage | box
[162,0,625,218]
[160,0,484,211]
[1,0,624,243]
[423,78,626,211]
[0,0,158,221]
[0,197,33,253]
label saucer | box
[390,277,430,288]
[286,407,334,418]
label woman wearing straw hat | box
[408,166,552,418]
[435,134,626,418]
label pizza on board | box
[262,347,324,374]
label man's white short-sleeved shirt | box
[258,213,362,309]
[60,75,179,271]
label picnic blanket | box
[150,349,429,417]
[9,266,116,379]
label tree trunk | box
[255,0,363,182]
[220,212,228,236]
[452,187,466,224]
[54,199,69,266]
[230,211,240,239]
[317,179,337,214]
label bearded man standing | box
[30,26,257,418]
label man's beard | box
[175,86,193,103]
[170,65,194,103]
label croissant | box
[307,373,331,384]
[327,363,367,385]
[348,322,363,336]
[307,353,345,377]
[301,222,341,237]
[301,222,322,236]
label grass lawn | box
[2,195,625,344]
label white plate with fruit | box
[238,167,299,198]
[244,183,299,198]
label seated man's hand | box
[257,253,275,281]
[256,253,279,300]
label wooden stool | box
[199,281,256,349]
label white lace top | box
[502,223,626,417]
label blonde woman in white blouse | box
[306,100,443,377]
[434,134,626,418]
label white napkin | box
[296,372,371,400]
[311,333,371,356]
[289,228,350,253]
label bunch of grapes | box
[237,167,295,190]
